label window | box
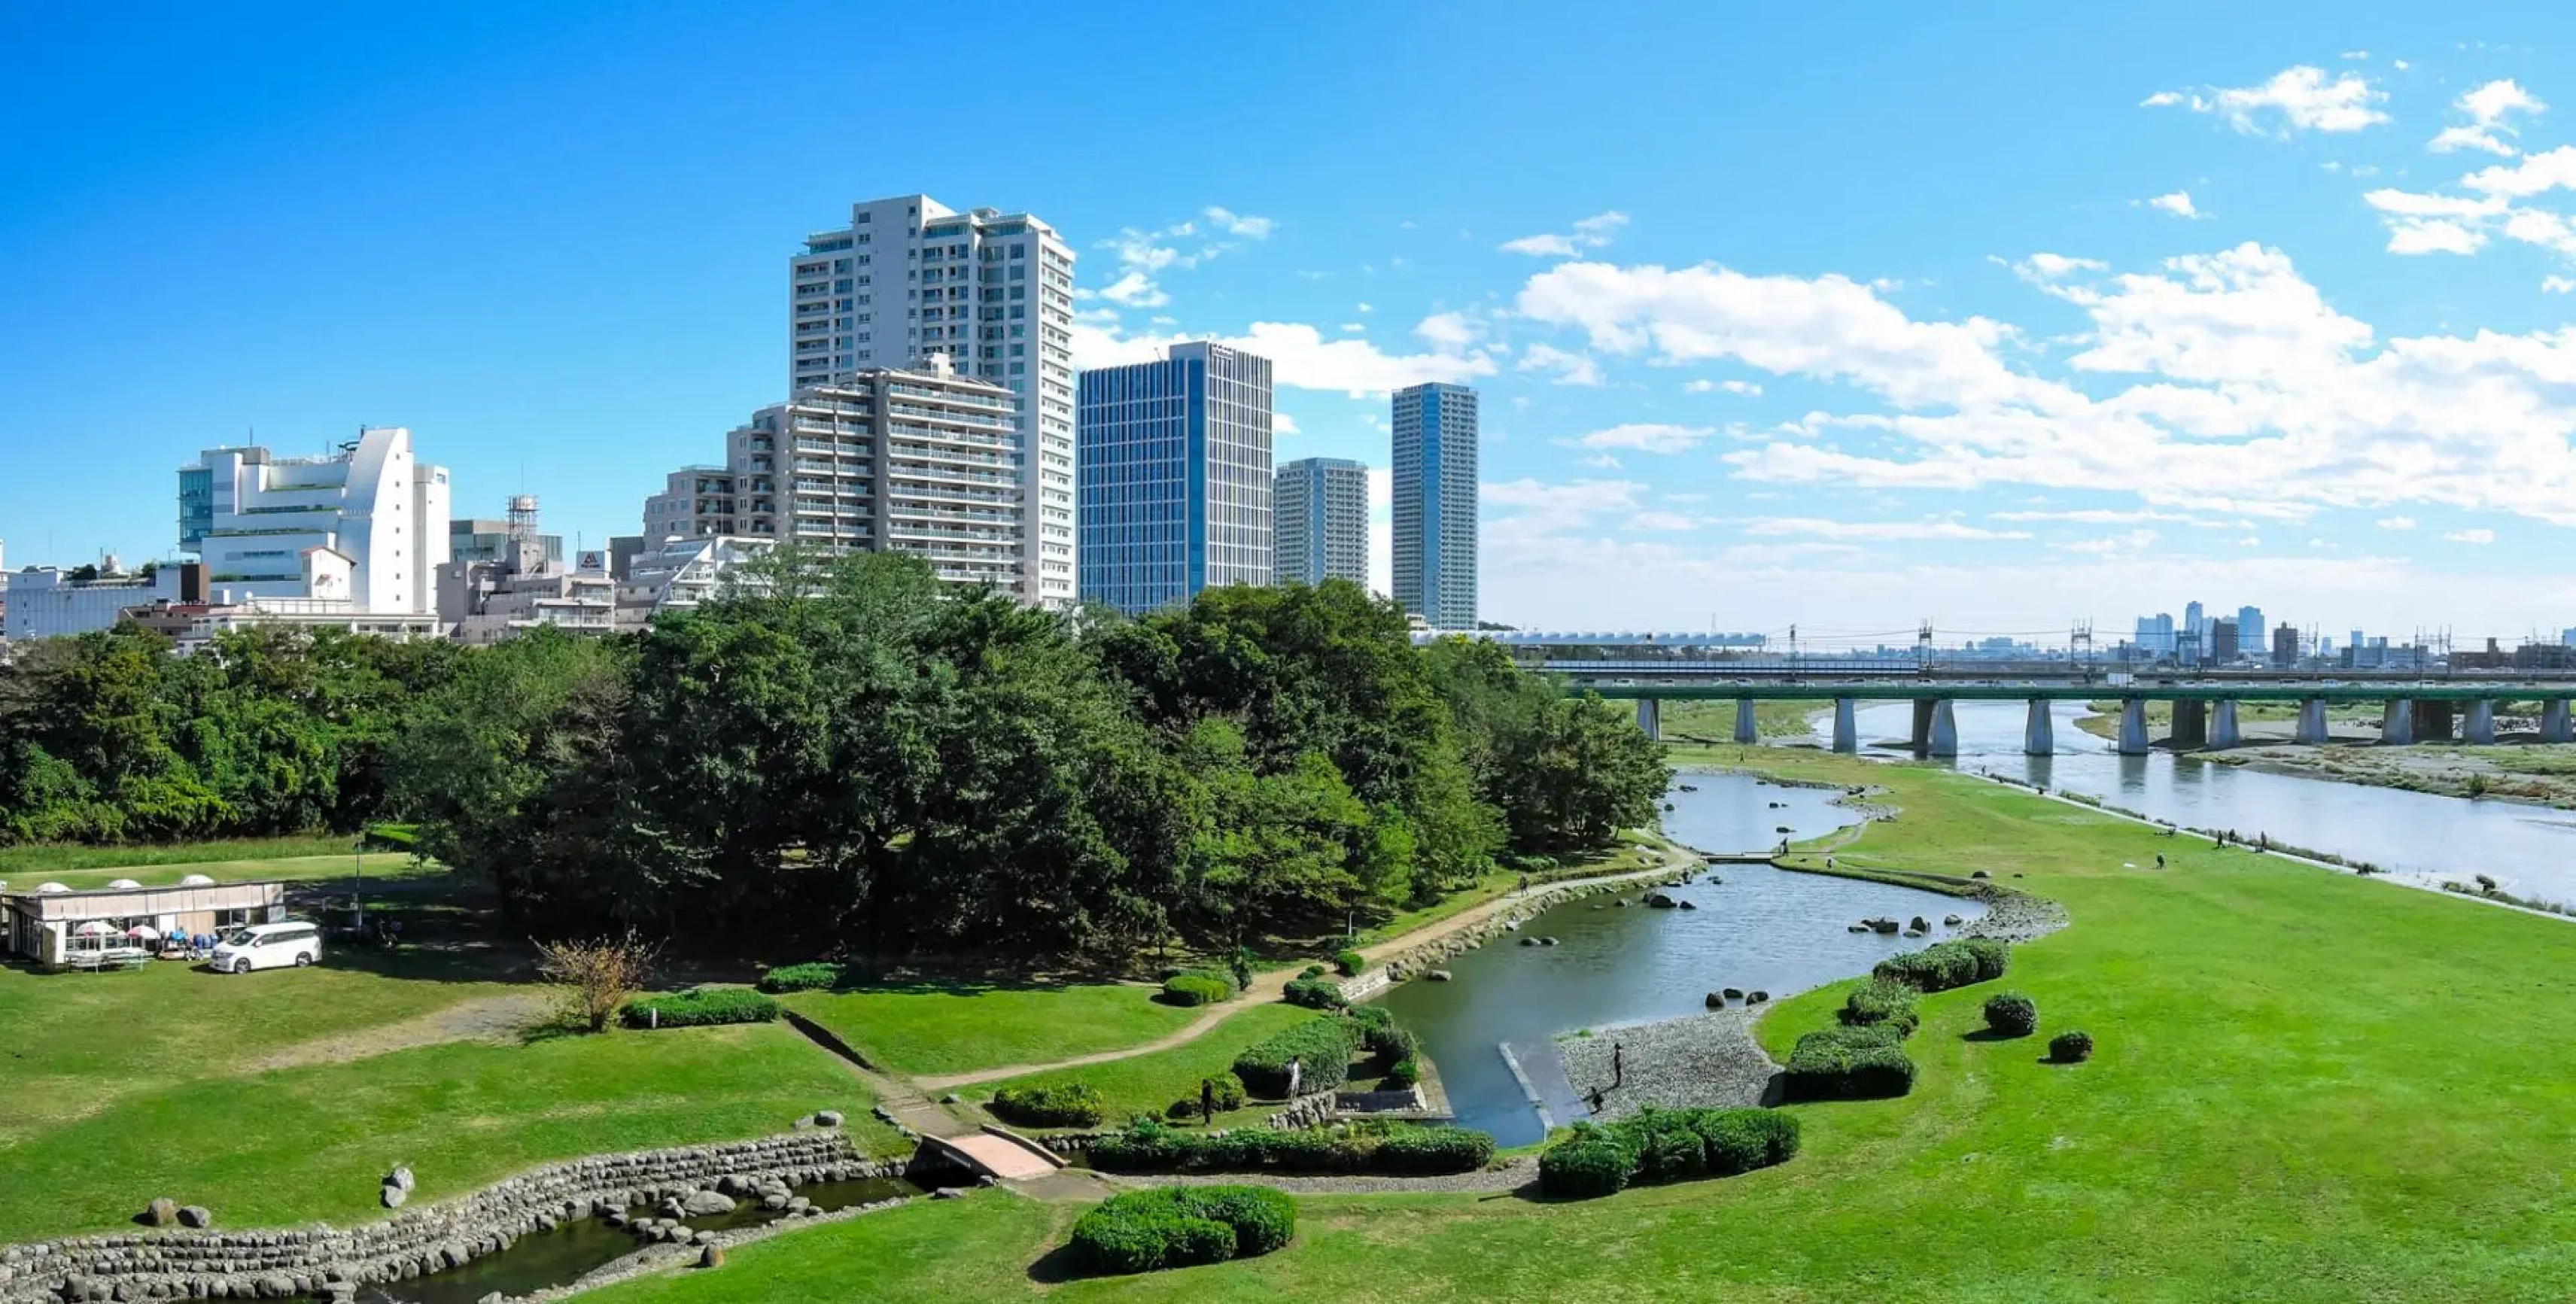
[1011,245,1026,259]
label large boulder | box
[815,1109,844,1127]
[1869,919,1900,935]
[388,1166,415,1193]
[699,1245,725,1269]
[178,1205,212,1230]
[144,1197,179,1228]
[1428,969,1453,981]
[1705,991,1726,1008]
[1747,990,1769,1004]
[380,1184,408,1211]
[681,1190,737,1217]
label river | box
[1822,699,2576,908]
[1376,773,1976,1147]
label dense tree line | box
[0,555,1668,960]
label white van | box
[208,922,322,974]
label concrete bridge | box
[1586,679,2576,757]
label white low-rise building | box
[3,565,183,641]
[179,427,450,614]
[615,535,772,631]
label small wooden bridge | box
[916,1126,1066,1182]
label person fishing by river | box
[1613,1041,1626,1089]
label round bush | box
[2049,1029,2095,1063]
[620,988,780,1029]
[1839,977,1921,1036]
[755,962,843,994]
[1233,1020,1358,1098]
[1160,974,1234,1007]
[1282,977,1347,1010]
[1384,1056,1420,1089]
[1983,992,2038,1038]
[1334,949,1366,977]
[1071,1184,1293,1275]
[990,1082,1106,1127]
[1537,1124,1638,1199]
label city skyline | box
[15,7,2576,633]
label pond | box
[1377,774,1981,1147]
[355,1177,919,1304]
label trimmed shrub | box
[1161,973,1235,1007]
[1537,1123,1638,1199]
[1383,1056,1421,1089]
[990,1082,1106,1128]
[1537,1108,1798,1199]
[620,988,780,1029]
[1983,992,2038,1038]
[2049,1029,2095,1063]
[1873,938,2011,994]
[1334,949,1367,977]
[1232,1019,1358,1097]
[1165,1074,1250,1120]
[1282,976,1347,1010]
[1069,1185,1294,1275]
[1090,1120,1492,1175]
[756,962,843,994]
[1782,1024,1916,1102]
[1299,964,1327,979]
[1838,977,1921,1037]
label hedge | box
[1537,1107,1799,1199]
[2050,1029,2095,1063]
[1872,937,2010,993]
[1069,1185,1295,1275]
[1334,949,1366,976]
[1161,974,1235,1007]
[756,962,844,994]
[1233,1018,1358,1098]
[1838,977,1921,1036]
[1782,1024,1916,1101]
[990,1082,1106,1128]
[1164,1073,1250,1120]
[1983,992,2038,1038]
[1282,976,1348,1010]
[620,988,780,1029]
[1091,1119,1494,1176]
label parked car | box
[208,922,322,974]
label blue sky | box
[6,2,2575,645]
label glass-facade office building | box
[1273,457,1369,588]
[1076,342,1274,615]
[1391,382,1477,629]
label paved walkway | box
[914,847,1700,1092]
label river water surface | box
[1377,773,1976,1147]
[1826,700,2576,907]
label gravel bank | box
[1558,1010,1779,1120]
[1105,1157,1537,1196]
[1963,889,2068,944]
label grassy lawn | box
[585,747,2576,1302]
[0,1022,902,1239]
[783,980,1199,1077]
[971,1002,1324,1130]
[1,853,443,893]
[0,835,396,880]
[1662,698,1819,740]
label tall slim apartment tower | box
[1273,457,1369,588]
[791,194,1076,606]
[1075,342,1274,616]
[1391,383,1478,629]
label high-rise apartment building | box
[2272,622,2301,667]
[178,427,449,612]
[2237,606,2264,649]
[641,467,738,543]
[791,195,1076,606]
[2210,618,2240,663]
[1273,457,1369,588]
[2183,600,2206,643]
[1391,383,1478,629]
[716,359,1026,589]
[2133,613,2176,655]
[1075,342,1274,615]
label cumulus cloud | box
[2376,515,2416,530]
[2428,81,2544,156]
[2444,527,2497,543]
[1738,517,2033,541]
[1501,211,1630,258]
[1072,321,1495,394]
[1202,206,1276,239]
[2146,190,2206,219]
[2146,65,2390,135]
[1516,342,1605,386]
[1575,423,1715,454]
[2018,253,2109,280]
[1684,378,1763,395]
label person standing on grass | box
[1202,1078,1217,1126]
[1286,1056,1303,1099]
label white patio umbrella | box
[126,923,161,941]
[72,920,115,936]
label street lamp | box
[353,835,366,935]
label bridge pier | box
[2171,700,2209,749]
[1832,698,1857,753]
[2413,701,2455,742]
[2023,698,2053,755]
[1733,698,1759,745]
[2211,700,2241,749]
[2380,698,2415,745]
[1635,698,1661,742]
[2547,700,2574,744]
[2296,698,2328,745]
[2465,701,2496,745]
[2118,699,2149,755]
[1911,698,1957,758]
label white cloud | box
[2547,276,2576,294]
[2461,146,2576,199]
[2146,65,2390,135]
[1516,342,1605,386]
[1073,321,1496,394]
[1414,311,1480,351]
[2340,50,2369,60]
[2429,80,2545,156]
[1501,211,1630,257]
[1097,270,1169,309]
[2376,515,2416,530]
[2444,527,2497,543]
[1988,507,2206,524]
[2018,253,2109,279]
[1576,423,1715,454]
[2062,529,2161,556]
[1355,302,1375,314]
[2146,190,2206,219]
[1274,412,1301,436]
[1579,454,1623,470]
[1626,511,1702,532]
[1483,478,1647,540]
[1683,377,1764,396]
[2430,126,2516,157]
[1738,517,2033,542]
[1202,206,1276,239]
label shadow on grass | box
[1024,1242,1090,1285]
[1960,1028,2029,1044]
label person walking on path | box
[1201,1078,1217,1126]
[1613,1041,1625,1089]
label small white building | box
[179,427,451,615]
[2,877,288,969]
[3,565,184,640]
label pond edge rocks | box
[1340,868,1693,1002]
[0,1132,907,1304]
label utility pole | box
[1915,619,1935,672]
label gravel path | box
[1558,1011,1779,1120]
[247,992,552,1071]
[1963,889,2069,944]
[1102,1156,1537,1196]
